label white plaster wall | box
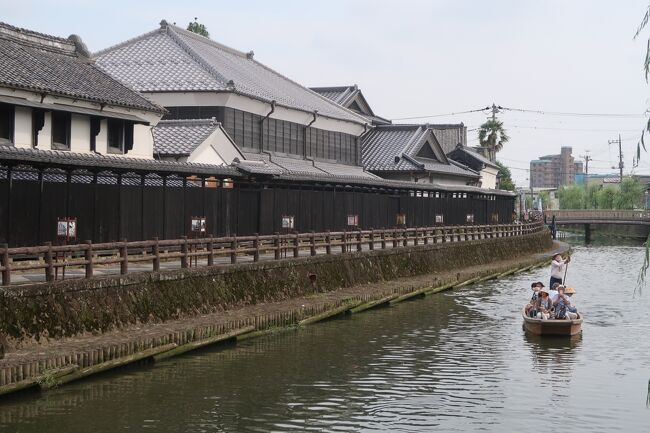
[480,166,499,189]
[143,91,367,136]
[187,128,243,165]
[70,114,89,153]
[13,106,32,148]
[95,119,108,154]
[38,111,52,150]
[0,87,162,158]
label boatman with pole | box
[550,253,570,289]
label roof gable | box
[361,124,477,179]
[310,85,376,117]
[95,22,367,124]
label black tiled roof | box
[361,124,479,178]
[95,22,367,124]
[0,145,514,196]
[0,22,163,114]
[0,145,238,176]
[447,145,499,171]
[153,119,220,156]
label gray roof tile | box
[362,124,479,178]
[95,22,367,124]
[236,151,377,179]
[0,145,238,176]
[153,118,219,156]
[0,22,163,113]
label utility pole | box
[608,135,623,183]
[579,151,591,187]
[491,103,499,121]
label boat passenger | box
[549,282,560,303]
[536,288,553,320]
[550,254,570,289]
[563,287,579,319]
[526,282,542,317]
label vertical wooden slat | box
[0,243,9,286]
[153,237,160,271]
[84,240,93,279]
[120,238,128,275]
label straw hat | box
[564,287,576,294]
[539,287,550,295]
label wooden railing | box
[544,209,650,221]
[0,221,544,286]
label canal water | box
[1,242,649,432]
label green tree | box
[495,161,515,191]
[558,185,585,209]
[187,18,209,37]
[478,119,509,162]
[538,190,550,210]
[614,177,645,209]
[596,186,617,209]
[584,183,600,209]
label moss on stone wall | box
[0,231,552,345]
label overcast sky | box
[3,0,650,185]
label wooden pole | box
[120,238,128,275]
[0,243,9,286]
[84,240,93,279]
[152,237,160,272]
[180,236,188,269]
[44,242,54,282]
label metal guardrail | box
[0,221,544,286]
[544,210,650,220]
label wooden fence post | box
[325,231,332,255]
[310,232,316,256]
[231,236,238,264]
[356,231,362,252]
[84,240,93,279]
[207,235,214,266]
[414,228,419,246]
[369,229,375,251]
[293,233,299,258]
[274,232,281,260]
[0,243,9,286]
[381,231,386,249]
[253,234,260,262]
[153,237,160,271]
[402,228,408,247]
[393,230,398,248]
[44,242,54,282]
[180,236,188,269]
[120,238,128,275]
[342,230,347,254]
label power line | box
[501,106,648,118]
[391,107,491,121]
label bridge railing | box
[544,209,650,220]
[0,221,544,286]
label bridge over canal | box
[543,210,650,240]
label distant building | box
[530,147,583,188]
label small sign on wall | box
[57,217,77,241]
[491,213,499,223]
[466,214,475,224]
[281,215,295,229]
[435,214,444,224]
[396,213,406,226]
[347,214,359,227]
[191,216,206,233]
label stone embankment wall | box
[0,230,552,347]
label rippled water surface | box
[1,243,650,432]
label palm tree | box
[478,118,509,162]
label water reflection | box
[0,245,649,433]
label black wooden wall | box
[0,167,514,247]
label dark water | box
[1,244,649,432]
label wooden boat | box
[521,307,583,336]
